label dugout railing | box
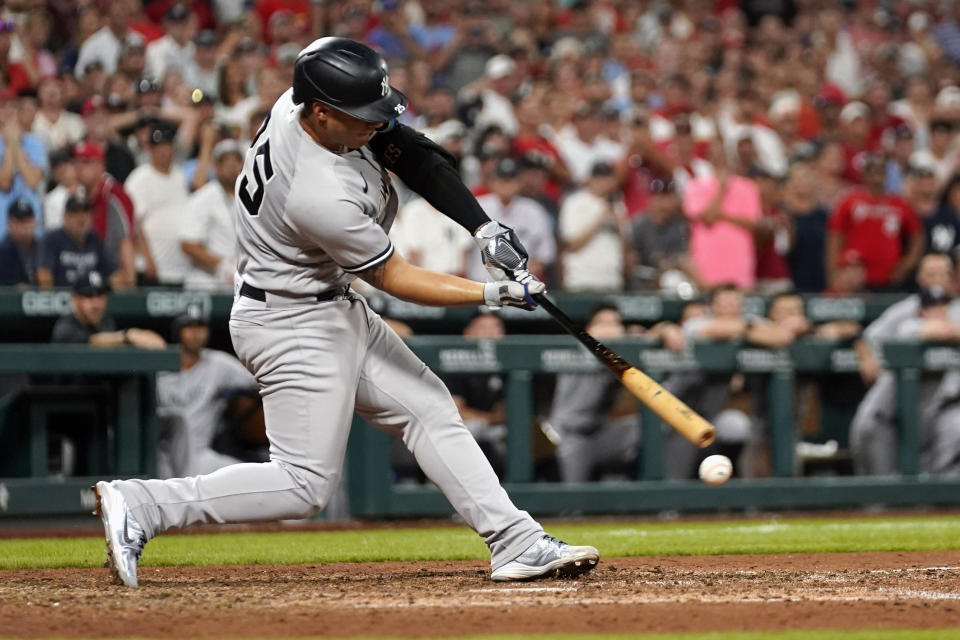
[1,286,960,517]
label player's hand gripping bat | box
[534,293,716,448]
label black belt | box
[239,282,346,303]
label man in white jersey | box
[92,37,598,587]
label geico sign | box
[145,291,211,316]
[21,290,73,315]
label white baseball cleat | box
[92,481,146,587]
[491,534,599,582]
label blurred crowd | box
[5,0,960,486]
[0,0,958,296]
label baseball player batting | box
[93,37,598,587]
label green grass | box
[2,515,960,570]
[4,633,959,640]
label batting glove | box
[473,220,530,281]
[483,280,545,311]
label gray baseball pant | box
[114,293,544,570]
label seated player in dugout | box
[155,303,261,479]
[92,38,599,588]
[50,270,166,349]
[547,303,641,483]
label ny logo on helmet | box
[381,75,389,97]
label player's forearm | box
[359,253,484,307]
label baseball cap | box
[165,3,190,21]
[7,198,35,220]
[65,192,92,213]
[120,33,146,55]
[907,150,937,176]
[920,285,952,308]
[837,249,864,268]
[72,270,110,296]
[815,84,846,107]
[839,101,870,124]
[493,157,520,179]
[194,29,218,48]
[72,140,105,162]
[213,138,244,161]
[485,55,516,80]
[149,120,178,145]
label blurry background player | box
[156,303,259,479]
[546,303,641,483]
[850,253,959,475]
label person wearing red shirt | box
[73,141,137,288]
[826,153,924,291]
[510,89,571,208]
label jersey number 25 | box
[240,114,274,217]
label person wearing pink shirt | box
[683,163,762,291]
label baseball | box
[699,455,733,486]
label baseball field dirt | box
[2,551,958,637]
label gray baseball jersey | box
[852,296,960,475]
[110,85,544,571]
[235,89,398,296]
[155,349,255,478]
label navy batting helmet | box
[292,37,407,124]
[170,302,209,342]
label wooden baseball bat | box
[534,293,715,448]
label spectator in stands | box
[0,18,30,94]
[558,161,627,292]
[32,77,85,151]
[683,147,762,291]
[191,30,221,101]
[50,270,165,348]
[468,157,555,284]
[156,303,256,478]
[43,148,77,232]
[0,89,48,237]
[555,103,625,185]
[180,140,244,291]
[824,249,869,296]
[812,138,851,211]
[125,120,191,286]
[630,177,694,292]
[144,5,197,85]
[79,94,136,184]
[926,174,960,257]
[904,152,942,222]
[850,252,958,475]
[547,303,640,483]
[753,168,793,294]
[74,0,141,79]
[37,193,122,290]
[884,123,916,195]
[0,198,38,287]
[826,152,924,292]
[365,0,423,64]
[927,118,959,189]
[73,140,136,288]
[781,163,829,293]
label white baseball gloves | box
[473,220,545,309]
[483,280,545,310]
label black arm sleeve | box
[368,123,490,234]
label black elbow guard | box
[369,123,489,233]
